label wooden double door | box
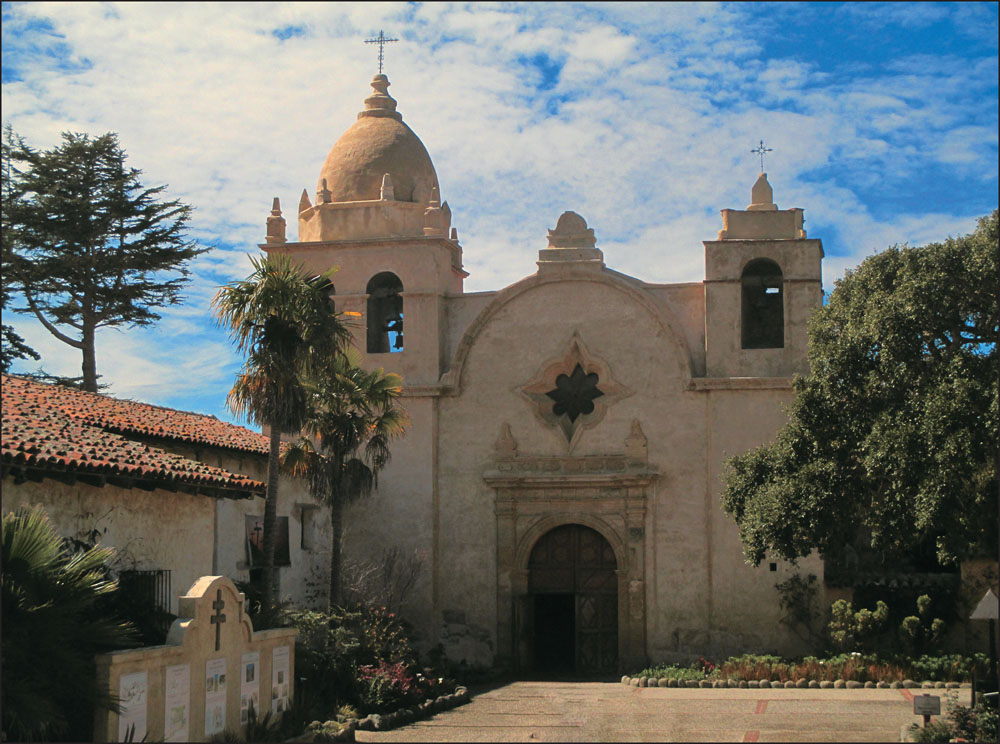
[527,524,618,674]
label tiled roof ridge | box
[2,373,270,455]
[1,373,266,498]
[3,373,225,421]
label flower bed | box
[623,653,988,690]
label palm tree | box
[285,348,408,610]
[2,506,137,741]
[212,254,350,622]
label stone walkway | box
[355,681,971,742]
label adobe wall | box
[4,479,214,616]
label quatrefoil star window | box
[546,364,604,422]
[518,332,630,451]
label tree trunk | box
[328,461,344,612]
[81,321,98,392]
[261,420,281,625]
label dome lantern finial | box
[360,74,402,121]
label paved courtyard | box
[355,681,971,742]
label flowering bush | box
[635,652,988,683]
[357,604,415,668]
[358,661,420,712]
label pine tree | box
[2,127,207,391]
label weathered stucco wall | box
[4,478,215,616]
[3,447,333,614]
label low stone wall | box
[94,576,296,743]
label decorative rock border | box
[621,676,972,690]
[300,686,471,741]
[355,687,471,732]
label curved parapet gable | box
[94,575,296,743]
[440,269,695,394]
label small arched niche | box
[366,272,404,353]
[741,259,784,349]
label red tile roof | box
[2,375,266,498]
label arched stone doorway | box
[527,524,618,674]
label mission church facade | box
[261,73,825,673]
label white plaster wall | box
[338,395,437,634]
[4,478,215,616]
[150,445,333,610]
[435,272,707,665]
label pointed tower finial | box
[747,173,777,211]
[380,173,395,201]
[317,178,332,204]
[298,188,312,214]
[265,197,286,244]
[360,74,401,121]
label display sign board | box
[913,694,941,716]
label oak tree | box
[722,211,998,568]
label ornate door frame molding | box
[485,452,657,674]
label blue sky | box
[3,2,997,426]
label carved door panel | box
[528,524,618,674]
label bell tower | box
[260,74,466,387]
[703,173,823,378]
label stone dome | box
[317,74,439,204]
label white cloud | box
[2,1,996,414]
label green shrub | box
[950,700,999,742]
[900,595,946,655]
[284,603,424,722]
[908,720,954,743]
[2,506,137,742]
[634,664,706,681]
[632,652,987,684]
[358,661,420,712]
[828,599,889,652]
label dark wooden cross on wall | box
[210,589,226,651]
[365,30,398,74]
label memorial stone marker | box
[94,576,296,742]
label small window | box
[245,515,291,567]
[299,505,321,551]
[366,272,404,353]
[741,259,784,349]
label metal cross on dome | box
[365,30,398,74]
[751,139,773,173]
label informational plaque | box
[117,671,147,742]
[205,657,227,736]
[164,664,190,742]
[913,694,941,716]
[271,645,290,715]
[240,651,261,724]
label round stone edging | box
[350,686,471,735]
[621,676,973,690]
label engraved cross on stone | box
[751,139,773,173]
[210,589,226,652]
[365,30,398,74]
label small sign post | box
[913,694,940,728]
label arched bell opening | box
[741,258,784,349]
[525,524,619,675]
[366,272,404,353]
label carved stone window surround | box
[517,332,631,452]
